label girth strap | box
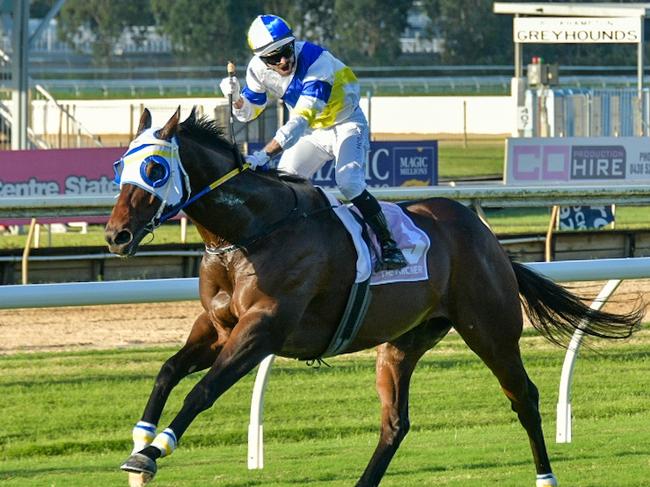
[320,277,372,358]
[318,207,373,358]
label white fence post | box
[248,354,276,469]
[556,278,622,443]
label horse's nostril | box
[114,229,133,246]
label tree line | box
[30,0,645,67]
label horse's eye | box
[140,155,169,188]
[148,162,166,182]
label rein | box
[157,163,251,225]
[156,146,249,226]
[125,132,333,255]
[205,183,333,256]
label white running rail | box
[1,257,649,464]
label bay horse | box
[105,108,643,487]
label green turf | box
[438,139,504,179]
[0,223,205,250]
[1,327,649,486]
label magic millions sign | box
[249,141,438,188]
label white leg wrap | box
[536,473,558,487]
[131,421,157,454]
[151,428,177,457]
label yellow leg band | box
[151,428,177,457]
[132,421,156,454]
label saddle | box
[315,189,431,358]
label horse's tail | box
[511,260,644,346]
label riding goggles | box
[260,41,294,65]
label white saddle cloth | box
[323,192,431,286]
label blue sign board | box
[558,205,615,230]
[249,140,437,188]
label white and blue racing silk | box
[233,41,360,149]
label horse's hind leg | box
[454,315,557,487]
[490,349,556,486]
[357,318,452,487]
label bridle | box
[114,130,251,234]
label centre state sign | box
[514,17,642,44]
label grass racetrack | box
[1,325,649,486]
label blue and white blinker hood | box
[113,128,190,226]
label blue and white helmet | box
[247,14,295,56]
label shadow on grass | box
[0,461,117,480]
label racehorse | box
[105,107,643,487]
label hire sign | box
[504,137,650,185]
[503,136,650,230]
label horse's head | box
[105,108,189,256]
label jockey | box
[219,14,407,271]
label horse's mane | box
[179,114,309,185]
[178,114,233,153]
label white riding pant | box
[278,108,369,200]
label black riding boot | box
[365,211,408,270]
[351,190,408,271]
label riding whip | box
[227,61,237,145]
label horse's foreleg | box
[133,312,221,453]
[357,319,450,487]
[121,310,277,481]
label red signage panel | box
[0,147,123,224]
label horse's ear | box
[158,106,181,141]
[183,106,198,124]
[136,108,152,135]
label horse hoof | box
[121,453,157,486]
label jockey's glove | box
[219,76,241,102]
[246,150,270,170]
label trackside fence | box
[1,257,649,464]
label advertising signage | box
[0,147,123,199]
[0,140,437,223]
[0,146,124,224]
[250,140,438,188]
[504,136,640,231]
[314,141,437,188]
[504,137,650,185]
[558,205,615,231]
[513,17,642,44]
